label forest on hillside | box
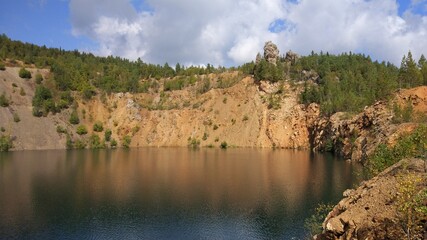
[1,34,426,116]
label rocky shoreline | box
[315,158,427,240]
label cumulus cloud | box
[69,0,427,66]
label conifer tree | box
[399,51,422,88]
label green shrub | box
[242,115,249,121]
[392,101,413,124]
[131,126,140,135]
[220,141,228,149]
[396,173,427,239]
[13,112,20,122]
[69,110,80,125]
[89,134,105,149]
[104,129,112,142]
[188,137,200,148]
[0,63,5,71]
[0,135,13,152]
[267,94,281,110]
[197,78,211,94]
[66,135,73,149]
[213,124,218,130]
[76,125,88,135]
[56,125,67,134]
[304,203,335,237]
[324,139,334,152]
[35,73,43,84]
[202,132,208,141]
[122,135,131,148]
[0,127,5,132]
[110,138,117,148]
[82,87,96,100]
[19,87,26,96]
[58,91,73,109]
[0,93,9,107]
[164,77,186,91]
[367,125,427,176]
[12,83,17,87]
[254,59,285,82]
[19,68,31,79]
[74,139,86,149]
[32,85,53,117]
[93,121,103,132]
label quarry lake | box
[0,148,361,239]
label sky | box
[0,0,426,67]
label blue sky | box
[0,1,95,50]
[0,0,426,66]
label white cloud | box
[69,0,427,66]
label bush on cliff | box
[32,85,55,117]
[0,135,13,152]
[19,67,31,79]
[366,124,427,176]
[0,92,9,107]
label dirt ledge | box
[316,158,427,240]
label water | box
[0,148,361,239]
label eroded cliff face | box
[1,66,426,153]
[81,78,314,149]
[0,67,315,150]
[309,86,427,163]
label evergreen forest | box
[1,34,426,116]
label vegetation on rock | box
[93,121,103,132]
[0,135,13,152]
[366,124,427,176]
[0,92,9,107]
[18,67,31,79]
[32,85,54,116]
[69,110,80,124]
[76,125,88,135]
[122,135,131,148]
[104,129,112,142]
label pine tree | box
[418,54,426,68]
[419,55,427,85]
[399,51,422,88]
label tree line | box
[1,34,426,116]
[0,34,223,95]
[298,51,427,115]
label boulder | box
[263,41,279,65]
[285,50,299,64]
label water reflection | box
[0,148,360,239]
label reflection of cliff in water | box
[0,148,360,239]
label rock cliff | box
[1,65,426,154]
[0,68,314,150]
[309,86,427,162]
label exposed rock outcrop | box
[263,41,280,65]
[310,101,394,162]
[302,70,320,83]
[310,86,427,163]
[0,67,313,150]
[316,158,427,240]
[284,50,299,65]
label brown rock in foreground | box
[315,159,427,240]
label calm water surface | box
[0,148,361,239]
